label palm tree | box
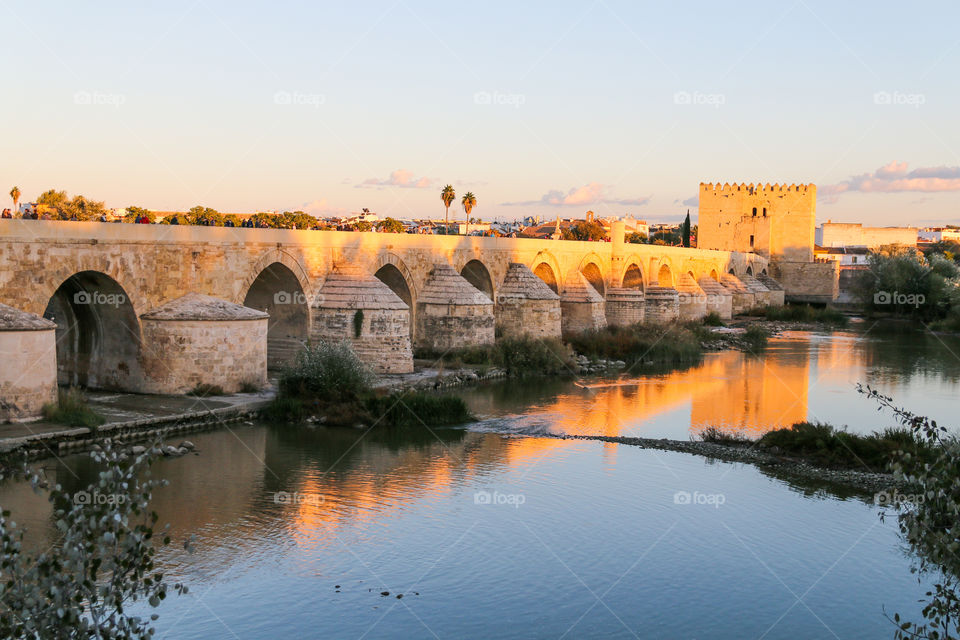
[461,192,476,235]
[441,185,455,233]
[9,186,20,215]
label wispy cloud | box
[821,161,960,203]
[357,169,431,189]
[502,182,649,207]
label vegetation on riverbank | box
[415,336,577,376]
[266,341,473,428]
[566,323,704,365]
[698,420,930,471]
[747,303,849,326]
[41,387,106,428]
[855,248,960,331]
[0,442,189,637]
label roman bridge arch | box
[530,251,562,295]
[373,252,418,336]
[577,252,607,296]
[242,250,312,368]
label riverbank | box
[547,432,898,495]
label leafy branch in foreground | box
[0,441,192,639]
[859,384,960,640]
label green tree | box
[123,206,155,223]
[9,186,20,214]
[681,211,691,248]
[441,185,455,230]
[376,217,404,233]
[0,442,191,637]
[461,192,476,233]
[351,221,373,232]
[626,232,647,244]
[562,220,607,241]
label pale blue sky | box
[2,0,959,225]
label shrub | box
[761,304,848,326]
[702,311,725,327]
[239,380,262,393]
[42,387,106,428]
[187,383,225,397]
[566,324,702,364]
[416,336,577,376]
[365,392,473,427]
[742,325,769,351]
[0,442,190,637]
[859,385,960,639]
[697,426,752,445]
[279,340,374,402]
[756,421,929,470]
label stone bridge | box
[0,220,769,413]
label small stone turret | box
[676,273,707,321]
[313,263,413,374]
[560,271,606,335]
[720,273,755,315]
[495,263,562,339]
[697,277,734,319]
[740,274,772,307]
[0,304,57,422]
[415,263,495,351]
[644,286,680,324]
[140,293,268,394]
[756,274,786,307]
[605,287,645,326]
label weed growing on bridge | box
[187,383,225,397]
[41,387,106,429]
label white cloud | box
[358,169,432,189]
[503,182,650,207]
[822,161,960,203]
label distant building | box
[919,227,960,243]
[816,222,917,249]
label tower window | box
[749,235,755,249]
[752,207,757,217]
[762,207,767,217]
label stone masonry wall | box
[0,330,57,421]
[140,318,267,394]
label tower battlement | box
[699,182,815,194]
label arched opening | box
[43,271,141,390]
[533,263,559,294]
[728,268,736,275]
[243,263,308,369]
[580,262,605,296]
[709,269,720,281]
[375,263,414,335]
[622,263,644,290]
[761,268,768,275]
[657,264,673,288]
[460,259,494,300]
[746,265,754,276]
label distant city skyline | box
[3,1,959,226]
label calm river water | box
[3,326,959,639]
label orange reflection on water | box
[530,346,814,439]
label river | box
[2,325,958,638]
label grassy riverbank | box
[745,304,849,326]
[42,387,106,429]
[699,421,932,471]
[264,341,473,428]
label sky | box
[2,0,960,226]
